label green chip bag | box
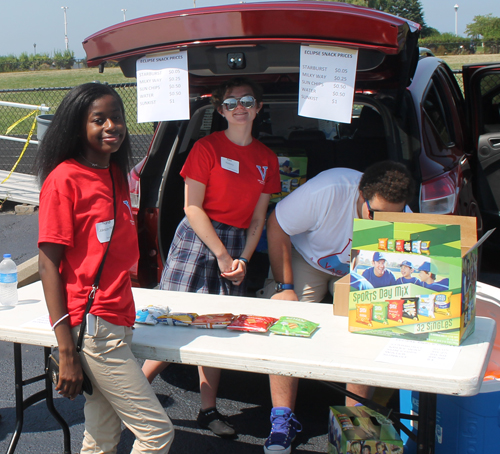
[269,316,319,337]
[372,301,389,324]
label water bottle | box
[0,254,18,307]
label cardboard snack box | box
[333,213,478,317]
[270,155,308,203]
[346,213,483,346]
[328,406,403,454]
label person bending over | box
[264,161,414,454]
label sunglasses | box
[222,96,256,111]
[365,198,405,220]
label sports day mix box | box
[347,213,486,346]
[328,406,403,454]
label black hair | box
[359,161,414,204]
[211,77,264,110]
[33,83,132,186]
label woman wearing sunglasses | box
[143,77,281,437]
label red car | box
[83,1,500,288]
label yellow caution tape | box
[5,109,38,135]
[1,111,39,184]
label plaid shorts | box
[160,217,246,296]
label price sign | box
[136,50,189,123]
[298,45,358,123]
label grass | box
[440,53,500,70]
[0,67,132,90]
[0,68,145,135]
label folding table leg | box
[6,344,72,454]
[6,343,24,454]
[44,347,72,454]
[416,392,436,454]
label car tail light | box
[420,167,461,215]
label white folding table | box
[0,280,496,454]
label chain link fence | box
[0,72,474,175]
[453,70,464,94]
[0,83,154,174]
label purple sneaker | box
[264,407,302,454]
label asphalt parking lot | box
[0,205,498,453]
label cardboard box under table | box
[328,405,404,454]
[347,213,479,346]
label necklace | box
[80,154,110,169]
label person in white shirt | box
[263,161,414,454]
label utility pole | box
[454,4,459,37]
[121,9,127,21]
[61,6,69,51]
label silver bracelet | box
[51,313,69,331]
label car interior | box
[150,93,417,295]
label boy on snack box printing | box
[418,261,449,291]
[395,260,419,285]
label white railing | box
[0,101,51,145]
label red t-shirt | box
[38,160,139,328]
[180,131,281,229]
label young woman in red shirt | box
[143,77,281,437]
[35,83,174,453]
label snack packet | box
[387,299,404,323]
[418,295,435,318]
[412,240,421,254]
[372,301,389,324]
[404,241,412,253]
[434,292,452,316]
[387,239,395,251]
[395,240,405,252]
[421,241,431,255]
[135,305,170,325]
[192,313,235,329]
[227,315,278,333]
[356,303,373,326]
[269,316,319,337]
[402,297,419,320]
[338,414,354,430]
[157,312,198,326]
[378,238,388,251]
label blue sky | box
[1,1,499,59]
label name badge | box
[96,220,114,243]
[221,157,239,174]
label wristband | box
[275,282,294,292]
[238,257,249,266]
[51,313,69,331]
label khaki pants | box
[261,248,340,302]
[74,317,174,454]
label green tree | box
[52,50,75,70]
[336,0,430,32]
[419,33,472,55]
[387,0,425,25]
[465,14,500,40]
[0,55,18,72]
[18,52,31,71]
